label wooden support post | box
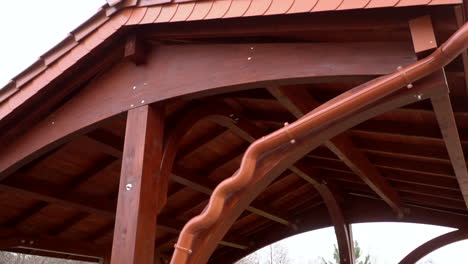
[110,105,164,264]
[347,224,355,263]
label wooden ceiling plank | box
[431,92,468,209]
[176,126,227,160]
[1,157,118,227]
[267,86,404,215]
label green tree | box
[318,241,373,264]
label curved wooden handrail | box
[170,22,468,264]
[399,229,468,264]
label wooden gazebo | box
[1,1,468,263]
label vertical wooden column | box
[347,224,355,263]
[111,105,164,264]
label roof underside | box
[0,1,467,263]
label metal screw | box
[132,86,137,90]
[51,121,55,125]
[247,57,252,60]
[126,184,133,190]
[284,122,289,126]
[416,94,423,100]
[290,139,296,144]
[250,47,254,50]
[407,83,413,89]
[141,100,145,104]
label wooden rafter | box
[431,92,468,209]
[0,227,107,259]
[2,156,118,227]
[267,86,404,215]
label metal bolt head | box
[130,104,134,107]
[51,121,55,125]
[132,86,137,90]
[141,100,145,104]
[290,139,296,144]
[397,66,403,70]
[250,47,254,50]
[284,122,289,126]
[416,94,423,100]
[247,57,252,60]
[29,240,34,245]
[126,184,133,190]
[407,83,413,89]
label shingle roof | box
[0,0,461,120]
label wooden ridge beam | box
[267,86,404,215]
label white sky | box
[1,1,468,264]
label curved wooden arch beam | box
[399,229,468,264]
[177,73,445,264]
[210,111,355,263]
[0,42,415,179]
[157,103,232,213]
[267,85,404,215]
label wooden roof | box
[0,1,467,263]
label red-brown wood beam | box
[170,172,292,227]
[0,228,107,260]
[292,163,354,264]
[110,105,164,264]
[124,34,148,65]
[408,16,437,58]
[267,86,404,216]
[453,6,468,96]
[0,41,416,181]
[399,229,468,264]
[431,92,468,209]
